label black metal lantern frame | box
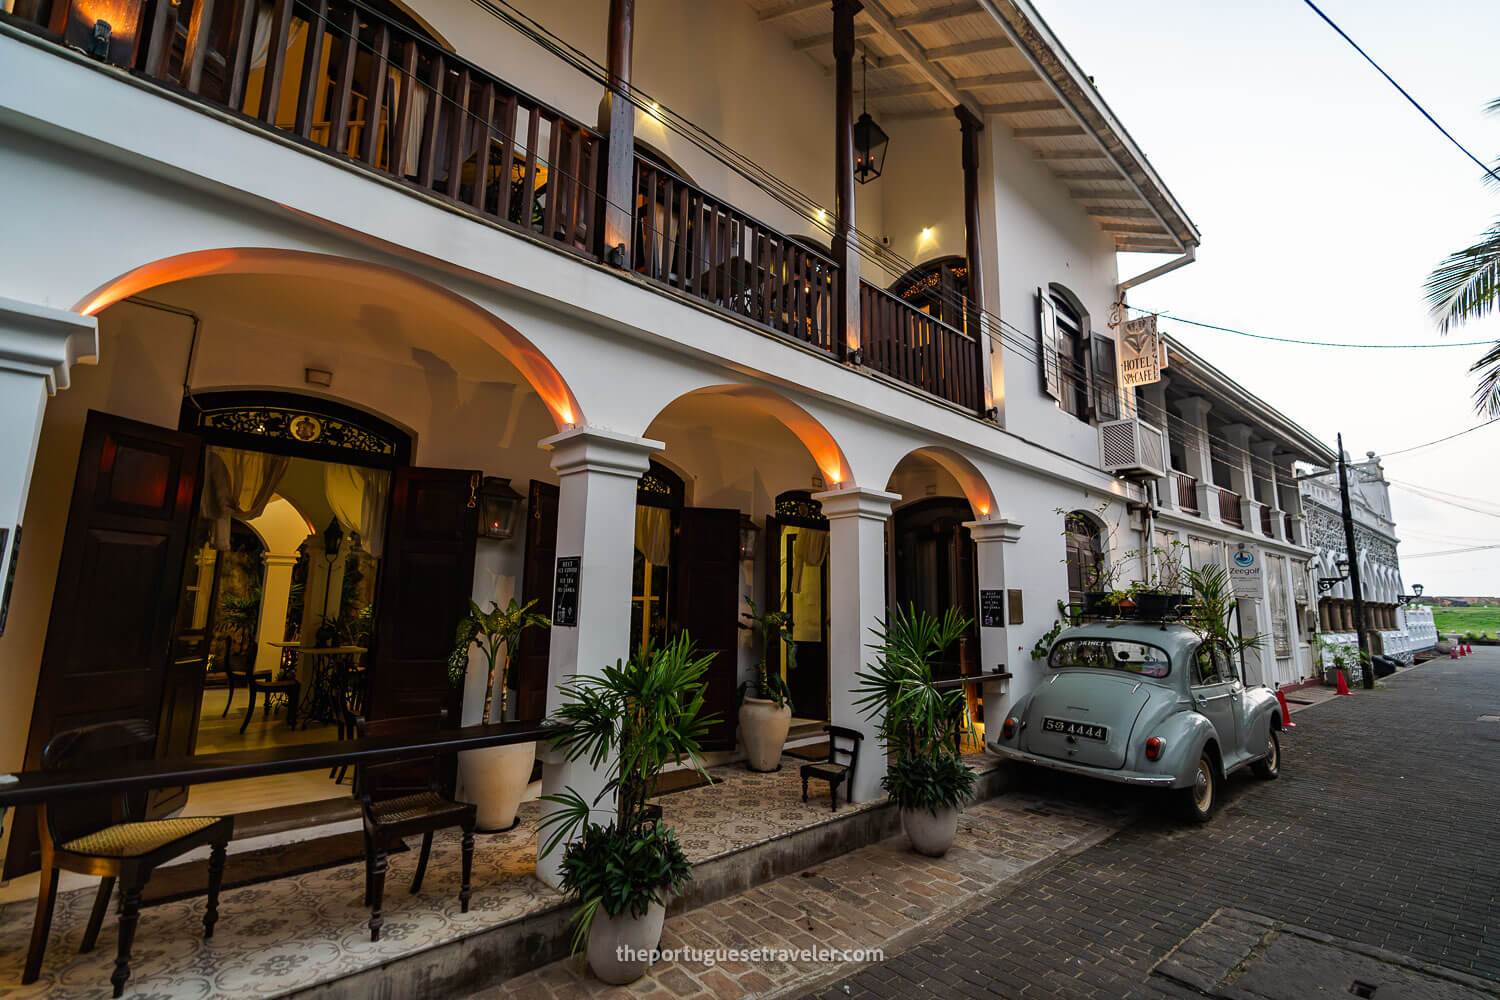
[478,476,524,540]
[854,55,888,184]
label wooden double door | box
[5,410,478,878]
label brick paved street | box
[807,650,1500,1000]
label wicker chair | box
[22,719,232,997]
[799,725,863,812]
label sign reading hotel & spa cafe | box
[1118,313,1163,389]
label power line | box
[1132,306,1495,349]
[1300,0,1500,185]
[1402,543,1500,560]
[1390,481,1500,520]
[1382,416,1500,457]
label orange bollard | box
[1276,688,1297,727]
[1335,670,1351,695]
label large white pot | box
[586,899,667,985]
[901,806,959,857]
[458,742,535,832]
[738,697,792,772]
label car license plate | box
[1042,717,1108,742]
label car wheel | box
[1251,729,1280,780]
[1177,752,1218,823]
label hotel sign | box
[1118,314,1162,389]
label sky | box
[1034,0,1500,596]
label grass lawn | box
[1431,605,1500,637]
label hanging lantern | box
[853,55,888,184]
[477,476,524,540]
[738,514,760,562]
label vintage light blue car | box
[986,622,1284,821]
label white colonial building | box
[0,0,1336,905]
[1300,452,1436,674]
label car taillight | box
[1001,717,1018,740]
[1145,737,1164,761]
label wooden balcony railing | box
[1218,488,1243,527]
[631,160,837,356]
[1175,473,1199,513]
[1259,505,1273,537]
[860,282,981,411]
[5,0,603,259]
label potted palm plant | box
[448,598,551,831]
[540,633,718,984]
[1183,564,1265,667]
[854,606,977,857]
[737,598,796,771]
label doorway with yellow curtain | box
[766,491,830,723]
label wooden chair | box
[799,725,863,812]
[330,666,368,785]
[239,670,300,734]
[220,660,271,718]
[22,720,233,998]
[354,713,476,942]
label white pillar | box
[965,518,1024,725]
[1172,396,1218,522]
[254,552,300,670]
[814,486,898,804]
[535,427,662,888]
[0,298,97,610]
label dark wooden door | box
[892,498,978,681]
[673,507,741,751]
[5,411,202,879]
[366,467,478,722]
[513,480,559,721]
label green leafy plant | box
[448,598,551,724]
[853,606,976,816]
[883,754,976,813]
[540,633,718,949]
[1183,563,1264,661]
[740,597,795,709]
[216,588,262,662]
[1031,615,1065,661]
[1124,539,1189,595]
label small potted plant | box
[854,605,977,857]
[737,598,796,771]
[541,633,718,984]
[1127,541,1191,620]
[448,598,551,831]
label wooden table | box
[0,720,555,808]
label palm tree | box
[1425,97,1500,416]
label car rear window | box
[1048,639,1171,678]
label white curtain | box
[325,465,391,558]
[249,3,306,71]
[201,447,289,550]
[791,528,829,594]
[388,68,428,176]
[635,506,672,566]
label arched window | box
[1064,511,1106,607]
[889,256,971,332]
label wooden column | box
[598,0,635,264]
[832,0,862,362]
[956,104,991,414]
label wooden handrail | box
[0,720,555,806]
[860,280,972,343]
[859,279,981,412]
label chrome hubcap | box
[1193,761,1212,810]
[1267,737,1277,770]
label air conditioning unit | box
[1099,418,1167,479]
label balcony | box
[1175,472,1199,514]
[1217,488,1243,527]
[1,0,985,414]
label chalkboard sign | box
[979,589,1005,628]
[553,555,581,627]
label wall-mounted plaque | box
[1008,589,1024,626]
[553,555,581,627]
[979,589,1005,628]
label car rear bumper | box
[986,743,1176,786]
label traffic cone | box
[1335,670,1351,695]
[1451,646,1460,659]
[1276,688,1297,727]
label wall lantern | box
[1317,557,1350,595]
[66,0,144,67]
[738,514,760,562]
[478,476,524,540]
[1396,583,1424,606]
[853,55,888,185]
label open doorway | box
[767,491,829,724]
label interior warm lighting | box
[69,0,141,65]
[74,248,583,429]
[920,227,934,241]
[815,208,827,221]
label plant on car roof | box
[1183,563,1264,662]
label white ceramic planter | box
[738,697,792,772]
[458,741,535,832]
[901,806,959,857]
[586,899,667,985]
